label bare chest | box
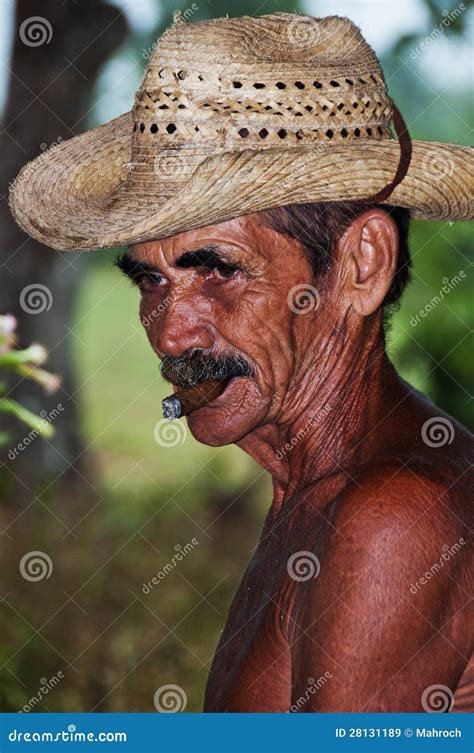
[203,547,294,712]
[203,494,339,711]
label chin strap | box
[355,99,413,206]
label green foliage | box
[0,316,60,446]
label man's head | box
[117,202,410,445]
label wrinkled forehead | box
[130,211,304,269]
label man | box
[10,13,473,712]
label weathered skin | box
[123,210,473,712]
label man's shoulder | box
[299,459,471,616]
[345,457,462,508]
[321,458,471,562]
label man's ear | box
[339,209,399,316]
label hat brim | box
[9,110,473,251]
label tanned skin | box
[119,209,473,712]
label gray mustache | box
[160,349,254,389]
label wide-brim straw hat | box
[9,12,473,252]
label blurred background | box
[0,0,472,712]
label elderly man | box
[10,13,473,713]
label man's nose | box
[152,301,214,358]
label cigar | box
[162,378,231,419]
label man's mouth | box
[160,350,255,419]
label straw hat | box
[9,12,473,251]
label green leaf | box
[0,399,55,438]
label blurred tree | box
[0,0,126,495]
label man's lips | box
[200,376,251,409]
[170,377,233,394]
[169,376,249,411]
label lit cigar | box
[162,378,231,419]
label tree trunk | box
[0,0,126,497]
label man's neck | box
[236,315,406,512]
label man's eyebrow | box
[115,251,160,281]
[115,244,244,282]
[175,245,242,270]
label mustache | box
[160,349,254,389]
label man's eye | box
[136,273,165,290]
[211,266,240,280]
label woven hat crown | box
[129,13,394,201]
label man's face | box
[122,213,338,446]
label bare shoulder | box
[299,457,472,637]
[329,457,473,556]
[332,389,474,540]
[293,457,473,710]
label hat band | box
[355,99,413,205]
